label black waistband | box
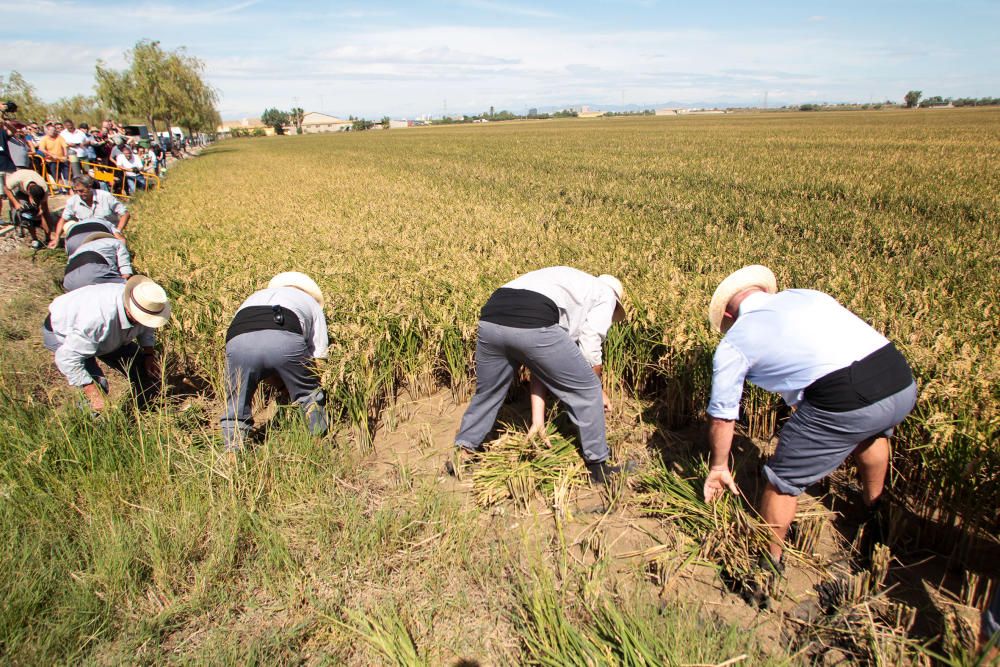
[65,250,110,275]
[66,221,112,238]
[226,305,303,343]
[479,288,559,329]
[804,342,913,412]
[43,313,53,331]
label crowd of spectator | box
[1,112,183,199]
[2,100,198,250]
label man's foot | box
[586,460,637,484]
[444,446,480,479]
[855,499,888,569]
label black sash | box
[480,288,559,328]
[66,221,113,238]
[226,305,304,343]
[804,343,913,412]
[43,313,53,331]
[65,251,110,275]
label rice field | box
[1,108,998,663]
[140,108,999,544]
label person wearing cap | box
[702,265,917,579]
[3,167,54,246]
[451,266,629,483]
[63,232,133,292]
[220,272,330,452]
[50,175,129,250]
[42,276,171,412]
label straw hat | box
[83,232,116,244]
[123,275,171,328]
[596,274,627,321]
[268,271,324,306]
[708,265,777,333]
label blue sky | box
[4,0,998,119]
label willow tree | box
[95,40,218,136]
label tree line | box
[904,90,999,108]
[1,40,219,137]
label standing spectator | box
[5,122,32,169]
[37,122,69,192]
[60,119,89,178]
[90,127,111,165]
[115,144,146,194]
[77,123,97,161]
[50,175,129,250]
[1,115,19,219]
[150,140,165,175]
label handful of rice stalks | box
[473,425,587,508]
[633,462,783,578]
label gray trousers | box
[42,326,158,407]
[221,329,327,451]
[63,266,124,292]
[454,321,608,464]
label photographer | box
[3,168,53,247]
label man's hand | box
[703,466,739,503]
[47,236,59,249]
[142,353,160,380]
[82,382,105,412]
[602,389,612,412]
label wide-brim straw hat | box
[596,274,628,321]
[268,271,324,307]
[83,232,116,244]
[124,275,171,328]
[708,265,777,333]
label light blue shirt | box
[47,283,155,386]
[61,189,127,225]
[504,266,616,366]
[707,290,889,420]
[69,237,133,275]
[237,287,328,359]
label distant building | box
[528,108,538,117]
[300,111,351,133]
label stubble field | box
[1,108,997,663]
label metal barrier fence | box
[28,154,161,200]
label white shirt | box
[62,189,128,224]
[115,153,143,172]
[236,287,328,359]
[504,266,616,366]
[60,129,88,157]
[69,237,133,276]
[47,283,155,386]
[707,290,890,420]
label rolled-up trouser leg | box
[42,326,110,393]
[454,320,519,450]
[517,325,608,464]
